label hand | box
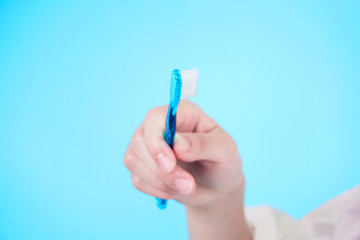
[124,100,252,240]
[123,100,245,208]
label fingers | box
[131,175,177,199]
[124,101,220,200]
[124,139,196,197]
[143,106,176,173]
[142,101,218,172]
[173,128,239,163]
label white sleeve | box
[244,185,360,240]
[245,206,296,240]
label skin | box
[124,100,252,240]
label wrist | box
[185,175,252,240]
[185,174,246,220]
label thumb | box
[173,128,238,163]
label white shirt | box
[245,185,360,240]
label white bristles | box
[180,69,199,99]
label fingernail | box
[157,153,172,172]
[174,178,193,195]
[174,134,190,152]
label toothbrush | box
[156,69,199,209]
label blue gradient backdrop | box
[1,1,359,239]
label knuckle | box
[123,152,136,171]
[131,128,144,144]
[225,135,239,158]
[131,176,142,190]
[145,106,163,121]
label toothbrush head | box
[180,69,199,99]
[170,69,182,105]
[170,68,200,105]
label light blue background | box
[1,1,359,239]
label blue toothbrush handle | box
[156,197,168,209]
[156,104,177,209]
